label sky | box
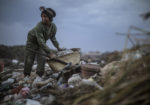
[0,0,150,52]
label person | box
[24,6,62,78]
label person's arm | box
[50,23,61,51]
[35,23,52,54]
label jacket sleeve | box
[50,23,59,49]
[35,23,51,54]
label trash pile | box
[0,45,150,105]
[0,48,102,105]
[74,44,150,105]
[81,51,122,67]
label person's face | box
[41,13,50,24]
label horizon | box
[0,0,150,52]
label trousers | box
[24,47,46,77]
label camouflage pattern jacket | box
[26,21,59,54]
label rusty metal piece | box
[81,64,100,79]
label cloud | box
[0,22,29,45]
[0,0,150,52]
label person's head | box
[40,6,56,24]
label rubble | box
[0,61,4,72]
[0,45,150,105]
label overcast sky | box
[0,0,150,52]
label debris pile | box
[0,45,150,105]
[74,44,150,105]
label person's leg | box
[36,49,46,77]
[24,50,36,76]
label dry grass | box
[73,48,150,105]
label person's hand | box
[49,53,56,59]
